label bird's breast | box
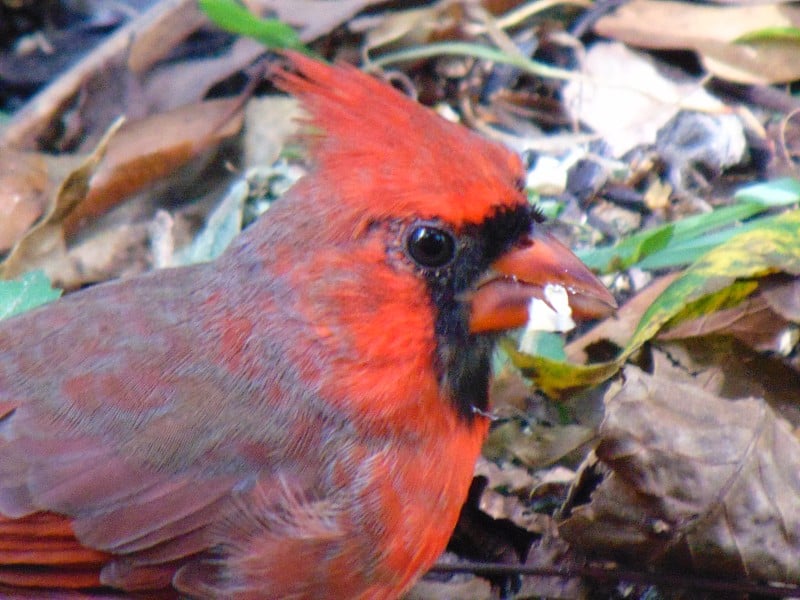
[342,414,489,595]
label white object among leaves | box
[563,41,726,157]
[518,284,575,354]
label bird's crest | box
[272,52,526,228]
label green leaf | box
[579,224,675,273]
[577,201,777,273]
[734,177,800,205]
[0,271,62,320]
[198,0,309,52]
[735,27,800,44]
[636,219,761,270]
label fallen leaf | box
[651,338,800,425]
[0,271,62,320]
[351,0,462,61]
[142,37,267,114]
[484,420,594,468]
[0,149,79,252]
[763,275,800,321]
[64,97,245,236]
[516,533,585,599]
[632,209,800,346]
[559,366,800,584]
[503,338,620,400]
[2,0,205,149]
[247,0,390,43]
[0,120,121,282]
[595,0,800,84]
[565,273,679,364]
[659,274,799,357]
[126,0,211,75]
[242,96,302,168]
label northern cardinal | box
[0,53,615,599]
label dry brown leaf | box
[595,0,800,84]
[516,533,585,600]
[659,277,799,357]
[565,273,679,364]
[58,221,154,288]
[559,366,800,584]
[0,150,49,251]
[0,149,84,252]
[245,0,390,42]
[562,42,726,157]
[126,0,210,75]
[474,458,567,540]
[763,276,800,322]
[243,96,302,168]
[351,0,462,60]
[142,37,266,114]
[475,457,537,496]
[63,97,244,236]
[0,96,245,288]
[655,275,800,379]
[653,337,800,429]
[484,421,594,469]
[1,0,204,149]
[0,120,121,283]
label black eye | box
[406,225,457,268]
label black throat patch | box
[420,204,542,423]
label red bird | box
[0,53,614,599]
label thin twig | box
[430,560,800,597]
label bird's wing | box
[0,512,111,590]
[0,263,336,593]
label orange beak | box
[469,231,617,334]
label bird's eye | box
[406,225,456,268]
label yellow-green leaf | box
[502,339,621,400]
[627,209,800,353]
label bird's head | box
[263,53,615,422]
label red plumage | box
[0,53,614,598]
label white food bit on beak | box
[518,284,575,353]
[778,326,799,356]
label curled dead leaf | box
[0,120,123,283]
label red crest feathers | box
[272,52,526,228]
